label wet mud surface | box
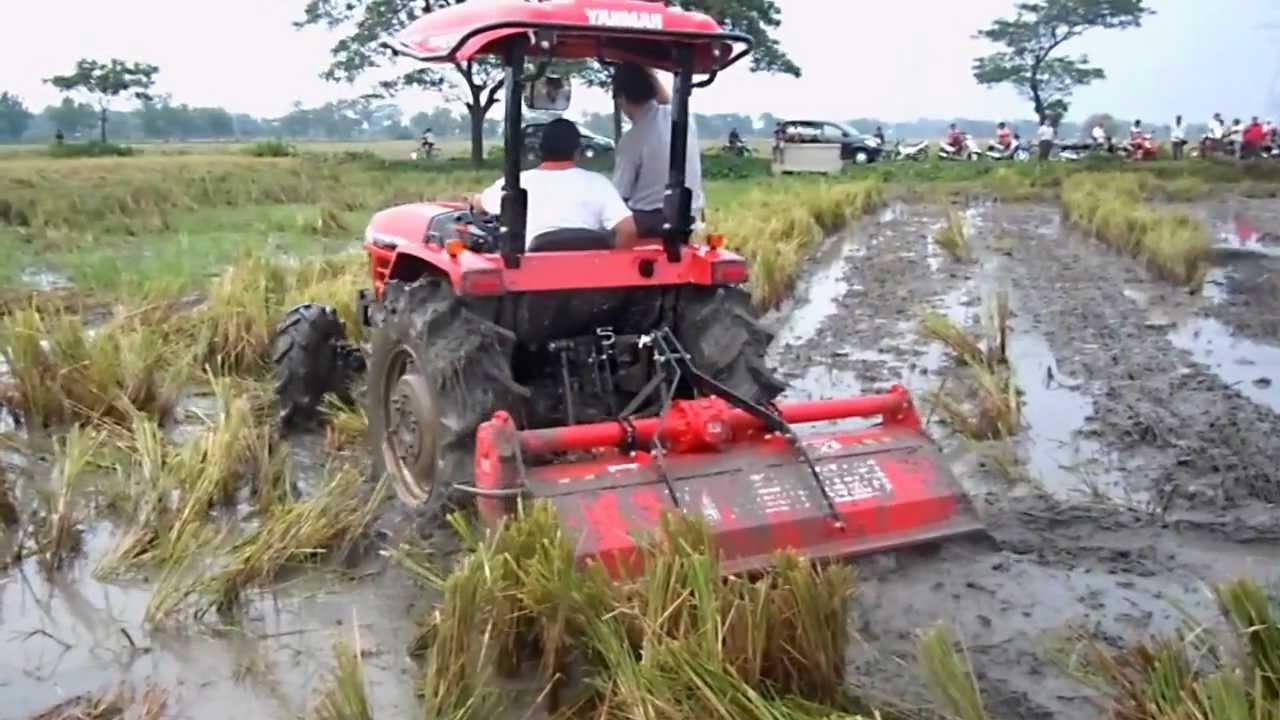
[5,197,1280,718]
[772,198,1280,718]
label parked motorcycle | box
[1122,134,1159,161]
[1193,135,1237,159]
[938,136,980,161]
[892,139,930,162]
[983,138,1032,162]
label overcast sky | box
[3,0,1278,124]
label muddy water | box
[0,439,424,719]
[769,198,1280,719]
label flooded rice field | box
[4,195,1280,718]
[771,196,1280,719]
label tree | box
[46,58,158,143]
[0,92,33,142]
[298,0,799,162]
[43,98,98,138]
[972,0,1152,119]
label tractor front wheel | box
[366,278,524,519]
[272,303,361,430]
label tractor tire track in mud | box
[769,199,1280,720]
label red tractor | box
[274,0,981,576]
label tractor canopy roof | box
[387,0,752,75]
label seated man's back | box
[475,119,637,248]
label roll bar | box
[492,40,701,266]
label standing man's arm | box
[648,68,671,106]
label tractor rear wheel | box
[272,303,360,430]
[366,278,524,518]
[677,286,786,406]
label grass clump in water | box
[146,462,382,624]
[322,395,368,452]
[1081,577,1280,720]
[0,304,188,428]
[35,425,102,570]
[1061,173,1210,287]
[930,365,1022,441]
[916,625,990,720]
[413,504,864,719]
[96,376,280,581]
[921,293,1020,441]
[934,209,971,261]
[30,682,168,720]
[310,631,373,720]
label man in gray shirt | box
[612,63,704,239]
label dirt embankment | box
[769,198,1280,719]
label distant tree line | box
[0,88,1214,146]
[0,91,510,144]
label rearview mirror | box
[526,76,571,112]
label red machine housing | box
[474,387,985,577]
[362,203,749,298]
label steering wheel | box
[454,205,501,252]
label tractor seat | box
[528,228,615,252]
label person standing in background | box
[1230,118,1245,157]
[1036,116,1055,160]
[1170,115,1186,160]
[1242,117,1266,159]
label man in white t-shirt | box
[1036,116,1056,161]
[1170,115,1186,160]
[472,119,638,249]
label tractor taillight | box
[710,258,748,285]
[461,269,505,296]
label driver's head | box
[614,63,658,116]
[998,122,1006,129]
[540,118,581,163]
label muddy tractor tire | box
[677,286,787,406]
[366,278,525,519]
[272,303,361,430]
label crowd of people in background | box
[945,112,1279,162]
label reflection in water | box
[1168,317,1280,414]
[1007,329,1134,505]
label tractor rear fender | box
[362,203,751,300]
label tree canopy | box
[297,0,800,163]
[972,0,1152,120]
[0,93,34,142]
[47,58,159,142]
